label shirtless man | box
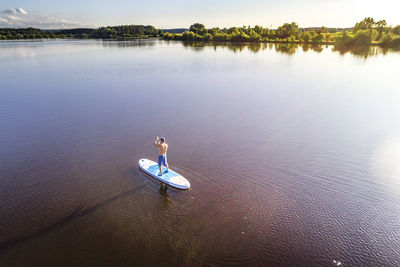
[153,136,169,175]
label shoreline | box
[1,18,400,49]
[0,37,393,48]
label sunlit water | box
[1,39,400,266]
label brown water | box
[1,39,400,266]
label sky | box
[1,0,399,29]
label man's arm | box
[153,136,160,146]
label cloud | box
[2,9,17,14]
[0,8,94,29]
[2,8,27,15]
[6,15,23,21]
[16,8,28,15]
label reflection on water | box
[1,38,398,58]
[179,40,400,58]
[333,44,400,58]
[102,39,157,48]
[159,186,171,207]
[0,184,145,252]
[181,41,307,54]
[1,39,400,266]
[302,44,324,53]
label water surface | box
[1,39,400,266]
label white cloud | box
[2,8,28,15]
[16,8,28,15]
[2,9,17,14]
[6,15,23,21]
[0,8,94,29]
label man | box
[153,136,169,176]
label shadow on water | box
[274,43,298,55]
[302,44,324,53]
[159,184,171,208]
[95,38,400,58]
[181,41,325,55]
[101,39,157,48]
[333,44,400,58]
[0,184,145,253]
[179,40,400,58]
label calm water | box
[1,39,400,266]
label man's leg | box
[158,156,163,175]
[164,156,169,172]
[159,166,163,175]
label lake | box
[1,39,400,266]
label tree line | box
[335,18,400,49]
[0,25,162,40]
[164,18,400,49]
[1,18,399,49]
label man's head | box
[160,137,165,143]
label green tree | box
[208,27,221,35]
[318,26,328,34]
[248,29,261,41]
[259,27,269,38]
[230,31,250,42]
[267,29,276,39]
[311,34,323,43]
[276,22,298,39]
[227,27,240,35]
[162,32,174,40]
[376,20,387,31]
[253,25,263,34]
[213,32,229,41]
[182,31,196,40]
[302,32,311,42]
[203,33,212,41]
[354,17,375,32]
[379,33,394,46]
[189,23,206,35]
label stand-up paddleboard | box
[138,159,190,190]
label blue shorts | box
[158,155,167,167]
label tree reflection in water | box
[101,39,400,58]
[180,40,400,58]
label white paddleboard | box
[138,159,190,190]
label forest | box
[1,18,399,49]
[164,18,400,49]
[0,25,162,39]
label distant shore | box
[1,18,399,50]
